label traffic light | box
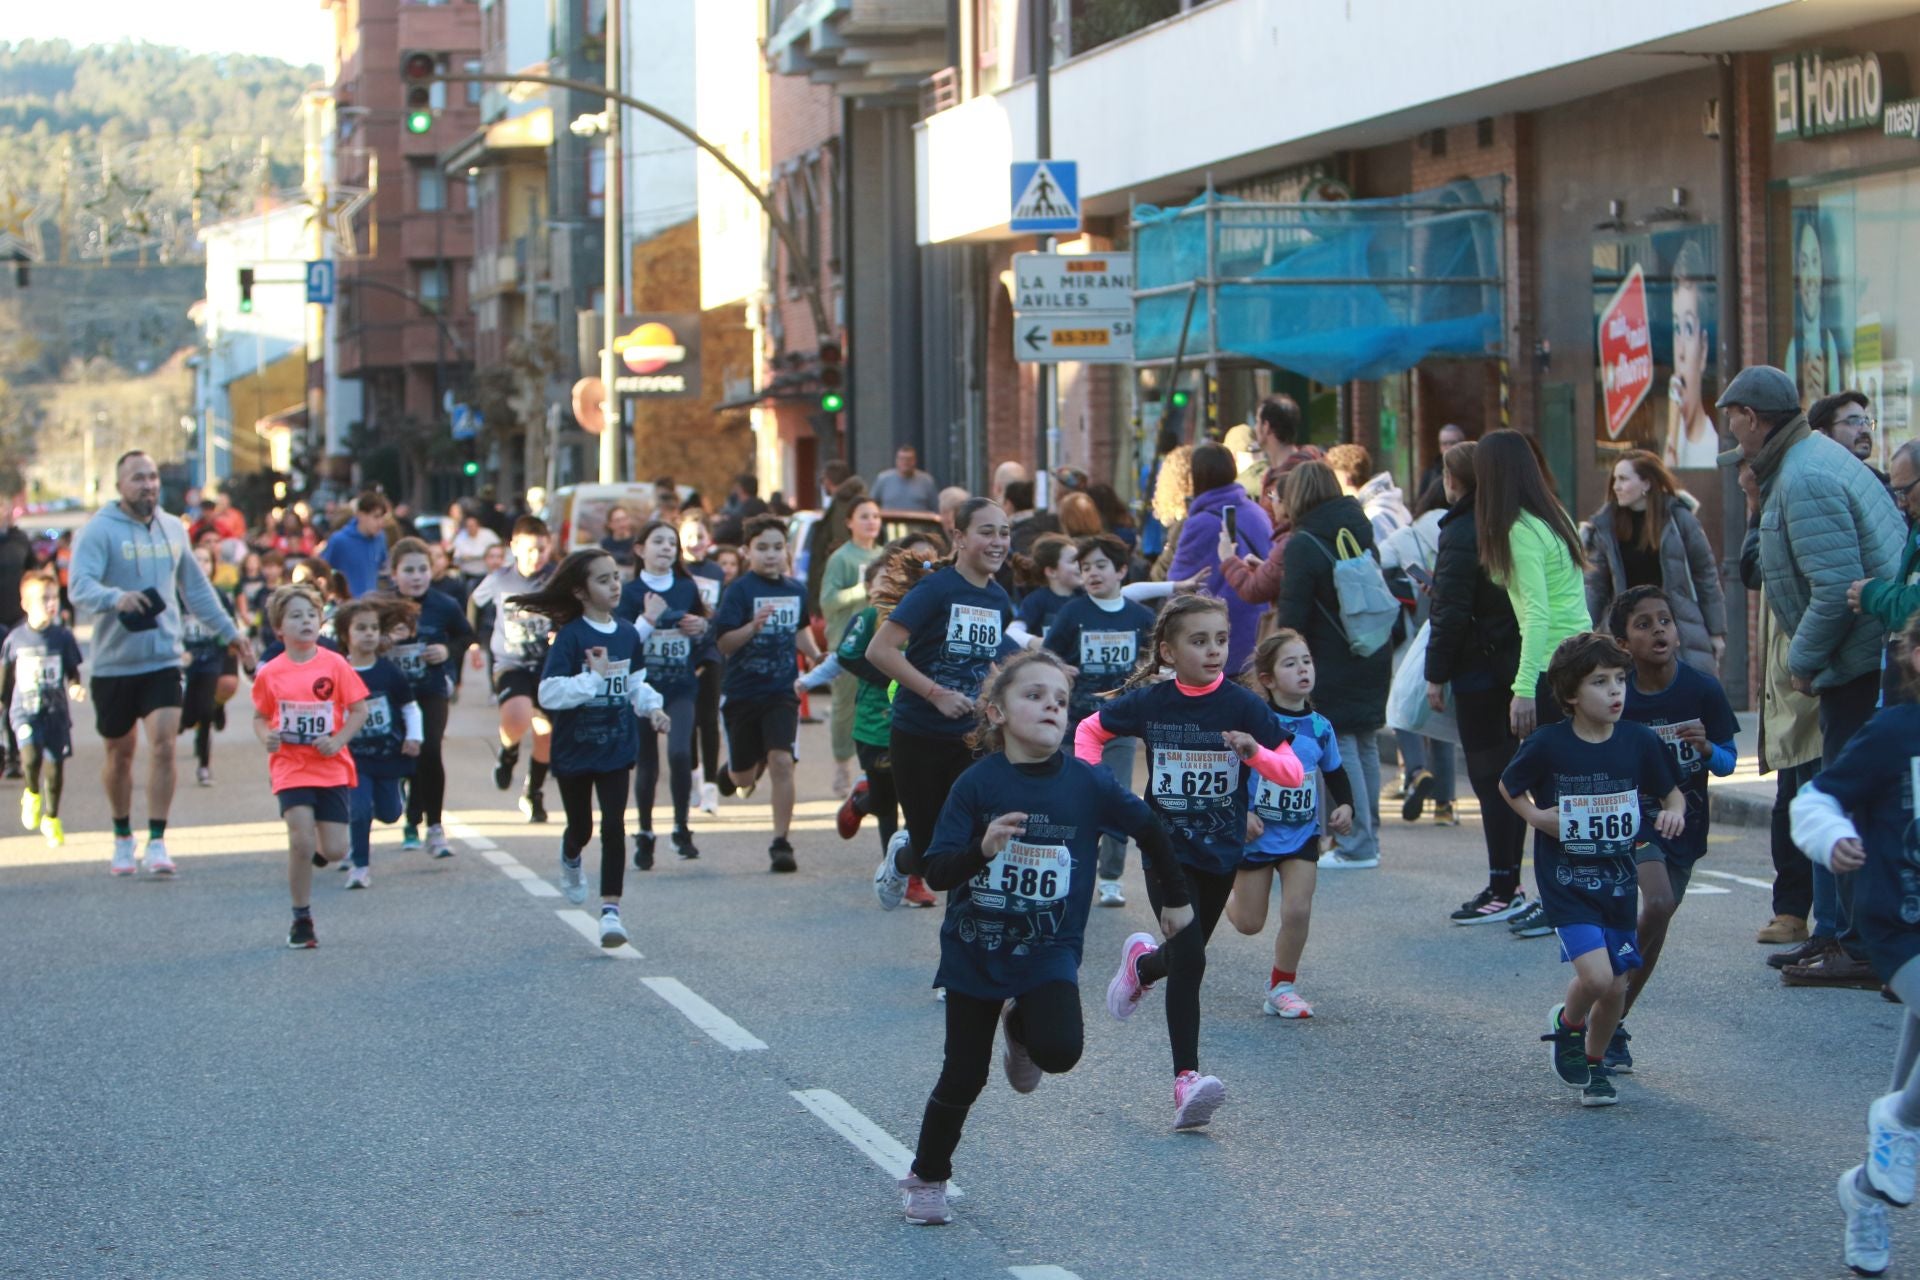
[818,341,844,414]
[402,52,438,135]
[1170,388,1190,409]
[238,267,254,313]
[462,460,480,477]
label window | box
[465,59,483,104]
[586,149,604,218]
[414,162,445,212]
[416,265,449,312]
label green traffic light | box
[406,109,434,135]
[462,461,479,476]
[820,392,845,414]
[1171,390,1189,408]
[238,298,252,314]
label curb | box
[1711,786,1772,832]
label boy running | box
[470,516,555,823]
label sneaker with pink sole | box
[1263,983,1313,1019]
[1106,931,1158,1021]
[1172,1070,1225,1131]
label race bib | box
[597,658,633,704]
[946,603,1002,652]
[1558,789,1640,855]
[358,694,392,738]
[694,577,721,608]
[279,699,336,745]
[645,632,691,667]
[506,609,551,654]
[1079,630,1136,673]
[760,596,803,632]
[1254,777,1317,825]
[1654,719,1703,774]
[181,615,213,646]
[974,838,1072,907]
[389,642,428,681]
[1152,747,1238,809]
[16,653,62,713]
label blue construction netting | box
[1132,178,1505,384]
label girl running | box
[179,543,241,787]
[514,549,668,947]
[617,520,711,867]
[681,512,726,815]
[897,649,1191,1226]
[336,597,421,889]
[1007,533,1081,648]
[386,536,475,857]
[866,498,1018,910]
[5,572,84,846]
[1224,629,1354,1019]
[1074,592,1304,1129]
[1793,613,1920,1277]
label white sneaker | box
[1263,983,1314,1019]
[1868,1094,1920,1207]
[899,1175,953,1226]
[109,836,137,877]
[1317,850,1379,869]
[699,782,720,815]
[598,908,628,948]
[559,855,588,905]
[1172,1070,1226,1131]
[1106,932,1159,1021]
[345,865,371,890]
[1840,1165,1892,1277]
[874,829,910,911]
[143,839,176,875]
[1096,878,1126,908]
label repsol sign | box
[1773,50,1906,140]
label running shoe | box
[1096,879,1126,908]
[1769,935,1837,970]
[400,823,423,852]
[1840,1166,1891,1276]
[1432,803,1460,827]
[1604,1024,1633,1074]
[519,792,548,824]
[1451,887,1528,926]
[1400,767,1435,822]
[768,837,797,873]
[1509,900,1553,938]
[315,853,331,868]
[559,855,588,905]
[144,839,176,876]
[599,908,629,949]
[1106,931,1158,1021]
[1868,1093,1920,1207]
[196,765,212,788]
[20,788,41,832]
[109,836,137,876]
[836,779,870,840]
[346,866,370,890]
[427,826,453,859]
[1172,1070,1225,1131]
[41,817,63,847]
[1581,1062,1618,1107]
[1542,1003,1590,1088]
[899,1175,953,1226]
[874,829,910,910]
[493,744,517,791]
[287,917,318,949]
[633,832,656,872]
[903,876,937,908]
[672,828,700,861]
[699,782,720,815]
[1263,983,1313,1019]
[1001,1004,1041,1094]
[1316,850,1379,869]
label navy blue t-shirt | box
[1805,706,1920,982]
[1043,593,1155,724]
[712,572,806,703]
[181,588,236,677]
[471,565,555,673]
[387,588,473,701]
[4,623,83,739]
[930,751,1155,1000]
[1016,587,1075,643]
[1502,720,1682,930]
[348,657,418,779]
[887,566,1018,740]
[540,616,646,776]
[685,560,725,614]
[1623,663,1739,865]
[1094,678,1290,875]
[616,570,706,697]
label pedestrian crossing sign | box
[1009,160,1081,234]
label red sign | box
[1598,265,1653,440]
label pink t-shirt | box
[251,648,369,791]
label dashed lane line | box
[641,976,769,1051]
[554,908,643,959]
[789,1089,963,1198]
[1695,868,1775,892]
[1008,1268,1084,1279]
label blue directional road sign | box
[305,260,336,305]
[1009,160,1080,234]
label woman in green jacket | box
[819,495,885,794]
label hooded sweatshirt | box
[68,503,238,678]
[1355,472,1412,546]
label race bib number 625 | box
[1152,748,1237,807]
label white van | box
[541,483,659,563]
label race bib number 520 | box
[1152,748,1237,809]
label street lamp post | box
[600,0,622,485]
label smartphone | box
[1406,563,1434,592]
[1223,505,1238,544]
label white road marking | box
[519,878,562,898]
[642,977,768,1051]
[555,908,642,958]
[477,848,517,867]
[789,1089,962,1197]
[1009,1269,1083,1280]
[1695,868,1774,891]
[1683,884,1731,895]
[497,862,538,881]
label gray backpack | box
[1298,527,1398,658]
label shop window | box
[1590,226,1721,471]
[414,162,445,212]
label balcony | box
[767,0,950,98]
[396,2,480,58]
[400,209,474,262]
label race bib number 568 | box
[1559,789,1640,854]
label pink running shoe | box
[1172,1070,1225,1131]
[1105,931,1158,1021]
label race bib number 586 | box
[976,839,1072,906]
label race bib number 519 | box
[279,700,335,745]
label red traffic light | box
[818,341,843,389]
[402,52,437,81]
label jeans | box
[1331,730,1381,863]
[349,774,407,868]
[1095,736,1138,880]
[1393,729,1457,805]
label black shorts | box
[92,668,184,740]
[277,785,352,824]
[724,696,799,774]
[492,666,543,709]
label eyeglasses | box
[1894,476,1920,500]
[1836,414,1876,431]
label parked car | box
[541,483,659,561]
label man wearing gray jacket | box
[68,451,251,876]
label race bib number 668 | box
[947,604,1001,652]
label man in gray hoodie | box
[68,450,251,876]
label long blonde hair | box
[1151,446,1194,527]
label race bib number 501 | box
[1152,748,1238,810]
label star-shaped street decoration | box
[80,173,161,258]
[0,187,49,262]
[307,184,374,257]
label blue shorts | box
[277,785,352,825]
[1239,840,1319,869]
[1556,924,1643,975]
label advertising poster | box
[1782,197,1858,408]
[1591,225,1720,469]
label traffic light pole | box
[598,0,622,485]
[1030,2,1054,511]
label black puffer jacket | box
[1425,497,1521,696]
[1275,494,1391,733]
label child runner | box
[681,512,727,815]
[712,515,819,872]
[471,516,555,823]
[4,572,84,846]
[519,550,669,945]
[1605,585,1738,1072]
[179,543,241,788]
[1791,612,1920,1278]
[1500,632,1684,1107]
[1075,593,1304,1130]
[898,649,1192,1225]
[336,597,421,889]
[252,584,370,949]
[617,520,710,867]
[1043,533,1157,907]
[1224,629,1354,1019]
[867,498,1019,909]
[386,536,475,856]
[1007,533,1081,648]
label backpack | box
[1298,527,1399,658]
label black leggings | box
[910,981,1083,1183]
[693,662,723,780]
[889,725,978,875]
[406,696,451,828]
[24,742,64,818]
[180,670,221,769]
[558,768,630,899]
[1454,685,1527,895]
[635,689,697,833]
[1770,759,1818,919]
[1139,860,1236,1076]
[855,740,898,850]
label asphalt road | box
[0,695,1899,1280]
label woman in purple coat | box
[1168,442,1273,675]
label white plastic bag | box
[1387,621,1459,745]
